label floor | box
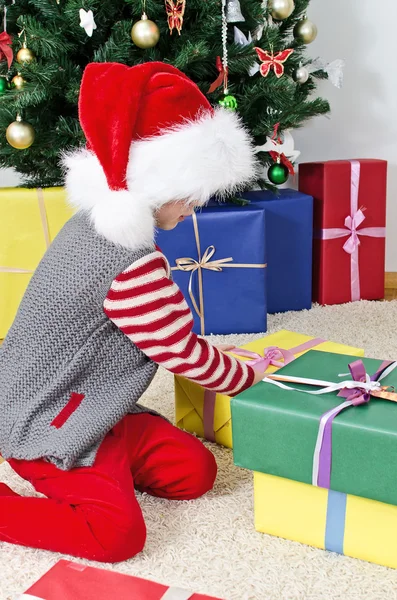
[385,273,397,300]
[1,300,397,599]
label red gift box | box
[299,159,387,305]
[19,560,223,600]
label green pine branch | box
[0,0,331,189]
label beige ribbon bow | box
[171,211,267,335]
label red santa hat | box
[63,61,258,249]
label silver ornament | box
[294,17,318,44]
[292,66,309,84]
[268,0,295,21]
[225,0,245,23]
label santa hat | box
[63,61,258,249]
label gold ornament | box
[131,13,160,49]
[16,44,35,64]
[294,17,318,44]
[11,73,25,90]
[6,115,35,149]
[268,0,295,20]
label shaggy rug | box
[2,300,397,600]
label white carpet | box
[2,301,397,600]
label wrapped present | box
[175,329,364,448]
[155,201,267,335]
[299,159,387,305]
[232,350,397,506]
[254,472,397,569]
[18,559,223,599]
[0,187,73,339]
[238,189,313,313]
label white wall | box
[0,168,22,187]
[293,0,397,270]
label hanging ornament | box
[131,0,160,49]
[208,56,227,93]
[294,16,317,44]
[292,65,309,84]
[259,123,296,186]
[307,58,345,89]
[266,106,283,117]
[268,160,289,184]
[0,31,13,69]
[0,5,13,69]
[219,95,238,110]
[255,46,294,78]
[11,72,25,89]
[212,0,237,110]
[79,9,97,37]
[16,44,35,63]
[233,27,260,76]
[165,0,186,35]
[16,27,35,64]
[0,75,9,94]
[256,128,300,163]
[6,114,35,149]
[225,0,245,23]
[268,0,294,20]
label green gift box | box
[231,350,397,506]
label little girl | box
[0,61,265,562]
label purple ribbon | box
[314,359,395,489]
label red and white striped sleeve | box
[103,251,255,396]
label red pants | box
[0,414,217,563]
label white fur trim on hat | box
[62,108,258,250]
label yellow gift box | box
[175,329,365,448]
[0,187,74,339]
[254,471,397,569]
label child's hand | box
[213,344,236,352]
[252,367,267,386]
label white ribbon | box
[161,589,194,600]
[263,374,384,396]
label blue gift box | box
[155,202,267,335]
[238,189,313,314]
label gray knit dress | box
[0,212,158,470]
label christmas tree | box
[0,0,330,188]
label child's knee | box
[186,444,217,499]
[96,518,147,563]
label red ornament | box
[208,56,228,94]
[165,0,186,35]
[0,31,13,69]
[254,47,294,78]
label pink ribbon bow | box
[316,160,386,302]
[230,345,296,372]
[202,337,324,442]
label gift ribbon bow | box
[254,47,294,78]
[265,359,397,489]
[171,211,266,336]
[0,188,50,274]
[202,337,324,442]
[165,0,186,35]
[208,56,228,93]
[0,31,13,69]
[315,160,386,302]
